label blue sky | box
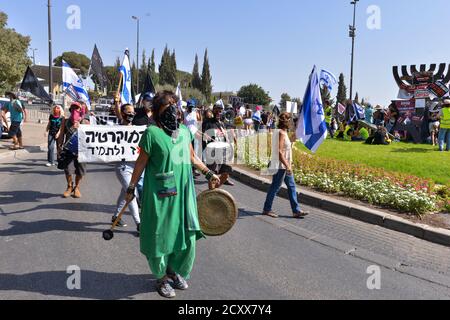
[2,0,450,105]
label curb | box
[0,142,47,160]
[231,167,450,247]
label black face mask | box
[123,113,135,123]
[159,104,179,136]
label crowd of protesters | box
[324,98,450,150]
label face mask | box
[124,113,135,123]
[159,104,179,136]
[71,109,82,122]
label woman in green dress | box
[126,91,220,298]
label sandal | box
[293,211,309,219]
[263,211,279,218]
[9,146,19,151]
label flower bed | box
[237,134,442,215]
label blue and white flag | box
[352,102,366,121]
[119,52,133,104]
[320,69,338,92]
[296,66,328,153]
[62,60,91,109]
[176,83,184,112]
[215,99,225,109]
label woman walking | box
[45,105,64,167]
[58,102,89,199]
[263,112,308,219]
[111,103,141,232]
[126,91,220,298]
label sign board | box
[286,101,298,114]
[428,81,449,98]
[78,125,147,163]
[415,99,426,109]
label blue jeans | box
[439,128,450,151]
[263,169,301,214]
[47,134,57,164]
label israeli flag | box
[320,69,338,92]
[176,83,184,112]
[352,102,366,121]
[119,52,133,104]
[62,60,91,109]
[296,66,328,153]
[215,99,225,109]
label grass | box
[296,139,450,186]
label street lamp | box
[30,48,38,65]
[349,0,359,101]
[132,16,140,93]
[48,0,53,100]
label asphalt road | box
[1,150,450,300]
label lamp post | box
[132,16,140,94]
[48,0,53,99]
[30,48,38,65]
[349,0,359,101]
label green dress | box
[139,124,204,279]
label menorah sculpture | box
[390,64,450,143]
[393,63,450,92]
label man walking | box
[4,92,24,150]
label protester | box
[438,99,450,152]
[385,103,399,134]
[58,101,89,198]
[203,102,235,186]
[125,90,220,298]
[45,105,64,167]
[365,125,390,145]
[324,100,333,137]
[373,105,385,126]
[365,104,374,124]
[252,106,262,132]
[133,93,155,126]
[111,103,141,232]
[263,112,307,219]
[184,99,202,177]
[4,92,25,150]
[428,104,440,147]
[243,105,253,134]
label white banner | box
[78,125,147,163]
[286,101,298,114]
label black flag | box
[90,44,107,89]
[143,68,156,95]
[20,67,53,103]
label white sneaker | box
[46,163,52,167]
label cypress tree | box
[336,73,347,104]
[191,54,201,90]
[201,49,212,100]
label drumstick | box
[111,198,132,231]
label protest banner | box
[78,125,147,163]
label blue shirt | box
[5,100,24,123]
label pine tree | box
[201,49,212,100]
[191,54,202,90]
[148,49,158,86]
[139,49,147,93]
[131,61,137,94]
[354,92,359,104]
[336,73,347,104]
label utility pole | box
[349,0,359,101]
[132,16,140,93]
[30,48,38,65]
[48,0,53,100]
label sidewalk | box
[0,123,48,159]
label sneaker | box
[156,279,176,299]
[112,216,127,228]
[46,163,52,167]
[167,272,189,290]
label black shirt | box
[48,115,63,136]
[132,108,154,126]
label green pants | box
[147,233,196,280]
